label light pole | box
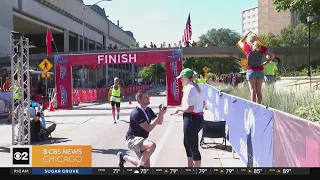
[81,0,111,87]
[82,0,111,52]
[307,14,314,90]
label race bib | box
[111,96,117,101]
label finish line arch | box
[54,49,183,109]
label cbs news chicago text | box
[5,145,317,175]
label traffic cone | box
[49,102,54,112]
[128,97,132,105]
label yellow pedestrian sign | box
[41,73,51,78]
[241,58,248,67]
[39,59,53,73]
[203,66,209,73]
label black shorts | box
[111,101,120,108]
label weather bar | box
[7,168,314,175]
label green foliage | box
[273,0,320,34]
[197,28,241,47]
[211,82,320,123]
[259,33,280,46]
[138,63,166,81]
[184,28,242,74]
[259,24,320,47]
[295,105,320,122]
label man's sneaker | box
[117,152,125,168]
[117,114,120,120]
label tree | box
[184,28,242,74]
[272,0,320,33]
[259,33,280,46]
[138,63,166,81]
[198,28,241,47]
[259,24,320,47]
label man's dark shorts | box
[111,101,120,108]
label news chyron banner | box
[11,145,92,168]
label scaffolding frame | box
[10,31,31,145]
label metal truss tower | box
[10,31,31,145]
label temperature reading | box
[283,169,291,174]
[254,169,262,174]
[199,169,207,174]
[113,169,120,174]
[170,169,178,174]
[226,169,234,174]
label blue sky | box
[83,0,257,46]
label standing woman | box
[238,33,275,104]
[173,68,205,167]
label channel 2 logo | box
[12,147,30,165]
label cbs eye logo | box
[12,148,30,165]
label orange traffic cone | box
[49,102,54,112]
[128,97,132,105]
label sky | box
[83,0,258,46]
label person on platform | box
[237,33,275,104]
[117,90,167,168]
[108,77,123,124]
[173,68,205,168]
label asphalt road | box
[0,86,244,167]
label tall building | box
[242,6,259,36]
[258,0,300,35]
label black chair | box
[200,120,227,149]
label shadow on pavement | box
[92,148,130,155]
[0,119,10,125]
[0,146,10,153]
[45,113,132,118]
[35,137,71,145]
[201,143,233,153]
[119,120,130,123]
[71,105,164,111]
[72,107,136,111]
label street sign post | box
[41,73,51,78]
[39,59,53,73]
[39,59,52,96]
[241,58,248,67]
[203,66,209,73]
[204,72,208,78]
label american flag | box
[182,13,192,44]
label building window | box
[243,17,246,20]
[252,21,255,24]
[252,27,256,30]
[252,14,256,18]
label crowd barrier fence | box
[202,84,320,167]
[72,84,151,104]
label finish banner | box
[55,49,183,109]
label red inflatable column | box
[55,65,73,109]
